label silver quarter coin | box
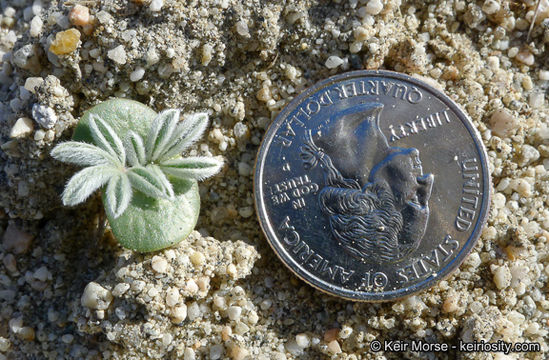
[254,70,491,301]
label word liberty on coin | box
[254,71,490,301]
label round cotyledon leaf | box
[103,178,200,252]
[73,98,156,143]
[74,98,201,252]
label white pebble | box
[227,306,242,321]
[235,21,250,37]
[539,70,549,81]
[185,279,199,294]
[520,144,540,165]
[149,0,163,12]
[0,337,10,352]
[151,255,168,273]
[190,251,205,266]
[492,265,511,289]
[107,45,127,65]
[112,283,130,297]
[325,55,344,69]
[187,302,200,321]
[171,304,187,323]
[210,344,224,359]
[10,117,34,138]
[184,348,195,360]
[365,0,384,15]
[482,0,500,15]
[32,103,57,129]
[24,77,43,93]
[166,287,180,307]
[489,109,517,137]
[130,67,145,82]
[162,333,173,346]
[238,206,254,218]
[30,16,43,37]
[81,282,113,310]
[296,333,310,348]
[529,92,544,109]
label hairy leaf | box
[127,166,170,199]
[104,173,132,218]
[160,156,223,181]
[62,165,120,206]
[147,164,175,199]
[124,131,146,167]
[89,114,126,165]
[150,109,181,161]
[51,142,118,166]
[157,112,209,161]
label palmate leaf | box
[149,109,181,162]
[104,173,132,218]
[62,165,121,206]
[156,112,209,161]
[124,131,146,167]
[88,114,126,166]
[51,142,119,166]
[127,166,172,199]
[159,156,223,181]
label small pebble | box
[492,265,511,289]
[365,0,384,15]
[2,224,33,254]
[32,104,57,129]
[151,255,168,273]
[325,55,344,69]
[210,344,224,359]
[516,49,535,66]
[30,16,43,37]
[539,70,549,81]
[166,287,180,307]
[130,67,145,82]
[69,5,90,26]
[171,304,187,323]
[33,266,51,282]
[183,348,195,360]
[187,302,200,320]
[61,334,74,344]
[149,0,163,12]
[190,251,205,266]
[185,279,199,294]
[482,0,500,15]
[339,326,353,339]
[327,340,342,354]
[296,333,310,348]
[529,92,544,109]
[24,77,43,93]
[229,345,249,360]
[488,109,517,137]
[0,337,10,352]
[520,144,540,166]
[227,306,242,321]
[107,45,127,65]
[49,28,81,55]
[3,254,17,273]
[112,283,130,297]
[81,282,113,310]
[10,117,34,138]
[235,21,250,37]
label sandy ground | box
[1,0,548,359]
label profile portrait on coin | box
[300,102,434,262]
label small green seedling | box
[51,99,223,252]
